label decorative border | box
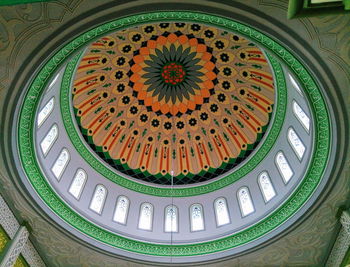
[59,28,287,197]
[0,0,53,6]
[0,196,45,266]
[0,225,29,267]
[0,195,20,239]
[18,12,331,256]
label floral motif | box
[129,32,218,117]
[72,22,275,185]
[140,44,207,106]
[17,12,331,261]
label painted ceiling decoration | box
[16,11,333,264]
[72,22,274,184]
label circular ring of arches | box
[16,11,332,264]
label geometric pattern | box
[0,225,29,267]
[72,22,275,185]
[17,11,331,258]
[325,211,350,267]
[2,226,29,267]
[0,195,43,267]
[129,31,218,117]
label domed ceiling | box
[72,22,274,185]
[15,11,333,265]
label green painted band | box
[59,22,287,197]
[18,11,331,256]
[0,0,53,6]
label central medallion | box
[129,32,218,117]
[72,22,275,185]
[161,62,186,85]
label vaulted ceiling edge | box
[16,11,331,257]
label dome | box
[71,21,275,185]
[12,9,337,266]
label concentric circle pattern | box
[72,22,275,185]
[18,11,332,262]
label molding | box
[0,196,20,239]
[326,211,350,267]
[0,226,29,267]
[0,195,45,267]
[16,11,332,257]
[59,47,287,197]
[0,0,53,6]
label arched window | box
[113,196,129,225]
[293,100,310,133]
[40,124,58,156]
[275,152,293,183]
[288,128,306,160]
[164,205,178,232]
[258,172,276,202]
[214,198,230,226]
[89,185,107,214]
[48,73,60,91]
[237,187,255,217]
[68,169,87,200]
[138,203,153,230]
[37,97,54,127]
[51,148,69,180]
[289,74,302,95]
[190,204,204,232]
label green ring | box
[60,23,286,197]
[18,11,331,256]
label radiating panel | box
[258,172,276,202]
[293,101,310,132]
[165,205,178,232]
[276,152,293,183]
[113,196,129,224]
[51,148,69,180]
[214,198,230,226]
[68,169,87,199]
[289,74,302,95]
[238,187,255,217]
[37,97,54,127]
[288,128,306,160]
[190,204,204,231]
[138,203,153,230]
[89,185,107,214]
[71,22,276,187]
[40,124,58,156]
